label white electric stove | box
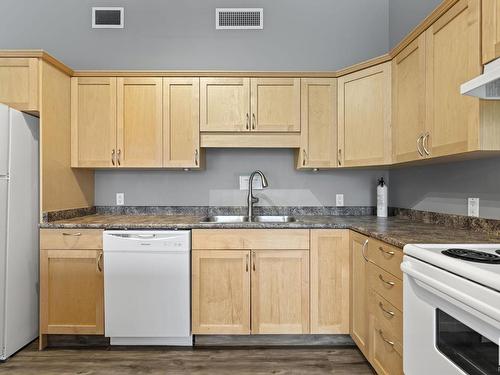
[402,244,500,375]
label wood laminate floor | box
[0,341,375,375]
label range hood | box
[461,58,500,99]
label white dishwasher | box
[103,230,192,346]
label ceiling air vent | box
[92,7,124,29]
[216,8,263,30]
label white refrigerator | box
[0,103,39,360]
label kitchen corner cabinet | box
[310,229,349,334]
[163,78,201,168]
[482,0,500,64]
[350,231,369,358]
[71,77,117,167]
[392,34,427,164]
[297,78,337,169]
[0,57,39,112]
[40,229,104,337]
[117,77,163,167]
[338,63,391,167]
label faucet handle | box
[252,196,259,204]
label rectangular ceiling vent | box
[216,8,263,30]
[92,7,124,29]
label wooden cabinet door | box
[338,63,391,167]
[192,250,250,334]
[392,35,427,164]
[163,78,200,168]
[251,250,309,334]
[117,77,163,167]
[200,78,250,132]
[40,249,104,334]
[310,230,349,334]
[0,58,38,111]
[299,78,337,168]
[350,231,369,357]
[250,78,300,132]
[482,0,500,64]
[425,0,481,158]
[71,77,117,168]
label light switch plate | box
[336,194,344,207]
[239,175,263,190]
[116,192,125,206]
[468,197,479,217]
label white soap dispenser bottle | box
[377,177,388,218]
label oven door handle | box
[401,261,500,323]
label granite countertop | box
[40,214,500,248]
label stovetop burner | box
[442,248,500,264]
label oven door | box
[402,256,500,375]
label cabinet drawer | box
[371,291,402,342]
[368,263,403,311]
[371,318,404,375]
[40,229,103,250]
[367,238,403,279]
[192,229,309,250]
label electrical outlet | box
[239,175,263,190]
[336,194,344,207]
[468,197,479,217]
[116,193,125,206]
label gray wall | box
[388,0,441,48]
[389,157,500,220]
[0,0,388,71]
[95,149,388,206]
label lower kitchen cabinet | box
[191,250,251,334]
[310,229,350,334]
[40,249,104,335]
[251,250,309,334]
[350,231,370,357]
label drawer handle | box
[379,274,395,287]
[378,329,395,347]
[361,239,369,262]
[62,232,81,236]
[97,251,103,273]
[378,246,395,257]
[378,302,395,317]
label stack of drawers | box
[366,238,404,375]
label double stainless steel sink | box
[200,215,297,223]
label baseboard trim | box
[194,334,354,347]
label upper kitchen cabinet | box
[297,78,337,169]
[117,77,163,167]
[250,78,300,132]
[482,0,500,64]
[425,0,500,158]
[392,35,427,164]
[337,63,391,167]
[200,77,250,132]
[163,78,201,169]
[0,58,39,112]
[71,77,117,168]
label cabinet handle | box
[417,135,424,156]
[378,329,395,347]
[111,149,116,166]
[252,251,256,271]
[302,149,307,166]
[246,113,249,130]
[361,239,369,262]
[379,274,395,287]
[117,149,121,166]
[97,251,103,273]
[246,254,249,272]
[252,113,256,130]
[378,302,395,317]
[422,132,430,156]
[338,149,342,166]
[378,246,395,257]
[62,232,81,236]
[194,149,199,166]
